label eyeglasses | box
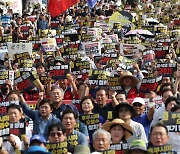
[151,132,167,137]
[50,131,63,137]
[133,103,143,107]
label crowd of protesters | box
[0,0,179,153]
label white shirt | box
[168,132,180,152]
[3,134,22,154]
[128,120,148,144]
[151,104,165,127]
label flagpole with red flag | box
[48,0,80,17]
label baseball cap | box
[25,146,51,154]
[30,135,46,145]
[125,140,151,154]
[132,97,145,105]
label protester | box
[0,0,179,153]
[132,97,154,138]
[61,109,89,146]
[19,95,61,140]
[113,102,147,143]
[92,129,111,152]
[102,118,133,144]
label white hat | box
[132,97,145,105]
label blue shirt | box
[133,114,152,139]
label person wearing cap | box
[29,135,47,148]
[132,97,155,139]
[119,71,140,99]
[113,102,147,144]
[125,139,151,154]
[102,118,133,149]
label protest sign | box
[88,70,110,86]
[153,45,169,59]
[10,119,26,139]
[62,43,79,59]
[80,114,101,131]
[163,112,180,132]
[46,141,68,154]
[67,134,78,146]
[142,50,155,66]
[0,101,19,116]
[107,76,122,91]
[0,115,10,137]
[41,38,57,52]
[49,65,69,80]
[29,36,41,51]
[139,76,162,93]
[82,42,101,56]
[148,144,173,153]
[105,34,119,45]
[7,43,32,60]
[54,34,64,47]
[70,61,90,75]
[120,43,142,56]
[156,63,177,77]
[110,143,130,154]
[14,72,38,92]
[0,70,14,85]
[81,32,94,42]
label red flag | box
[48,0,80,17]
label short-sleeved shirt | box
[128,120,148,144]
[133,114,152,139]
[93,103,114,120]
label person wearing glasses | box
[48,123,66,143]
[149,123,169,147]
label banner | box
[49,65,69,80]
[163,112,180,132]
[48,0,80,17]
[7,43,32,60]
[88,70,110,86]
